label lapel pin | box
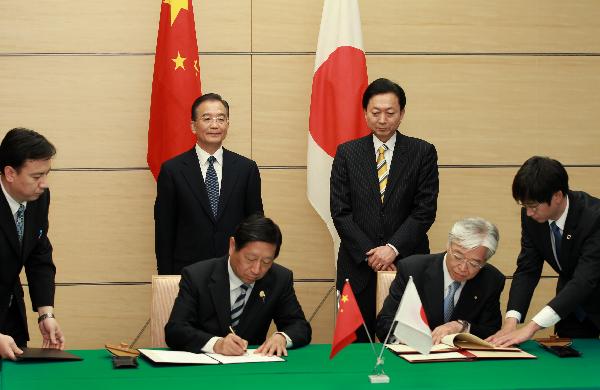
[474,296,478,300]
[259,290,266,303]
[566,234,572,240]
[38,229,43,239]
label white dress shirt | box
[195,144,223,190]
[0,178,27,222]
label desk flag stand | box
[330,279,390,384]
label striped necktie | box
[16,204,25,245]
[377,144,389,202]
[230,284,249,328]
[443,281,461,323]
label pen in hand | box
[229,326,248,353]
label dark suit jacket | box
[155,147,263,275]
[0,188,55,343]
[508,191,600,327]
[165,256,311,352]
[376,253,505,341]
[331,132,439,293]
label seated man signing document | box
[165,215,311,356]
[376,217,505,344]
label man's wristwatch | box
[37,313,56,323]
[456,319,469,332]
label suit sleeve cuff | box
[276,332,293,348]
[386,243,399,256]
[532,306,561,328]
[505,310,523,323]
[201,336,221,353]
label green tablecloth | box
[2,341,600,389]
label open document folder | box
[386,333,536,363]
[138,349,285,365]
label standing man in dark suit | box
[330,78,439,341]
[0,128,65,360]
[489,156,600,346]
[165,215,311,356]
[377,217,505,344]
[155,93,263,275]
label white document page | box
[138,349,219,364]
[206,349,285,364]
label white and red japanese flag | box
[393,276,433,354]
[307,0,369,258]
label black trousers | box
[353,276,376,343]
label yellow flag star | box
[341,294,349,303]
[164,0,188,26]
[172,51,186,70]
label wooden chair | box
[375,271,397,314]
[150,275,181,347]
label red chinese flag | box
[147,0,201,180]
[330,280,365,359]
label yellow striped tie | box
[377,144,389,202]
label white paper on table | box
[138,349,219,364]
[206,349,285,364]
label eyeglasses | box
[449,246,485,270]
[519,202,539,211]
[197,115,228,125]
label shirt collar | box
[0,177,26,216]
[372,133,397,155]
[195,144,224,166]
[227,257,255,292]
[549,194,569,231]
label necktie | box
[443,281,461,323]
[377,144,389,202]
[230,284,249,328]
[15,204,25,245]
[205,156,219,217]
[550,221,562,256]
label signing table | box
[2,341,600,389]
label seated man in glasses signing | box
[376,217,505,344]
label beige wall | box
[2,0,600,348]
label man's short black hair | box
[362,78,407,110]
[0,128,56,173]
[191,93,230,120]
[233,214,282,259]
[512,156,569,205]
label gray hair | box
[447,217,499,261]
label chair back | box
[375,271,397,314]
[150,275,181,347]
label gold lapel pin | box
[259,290,266,303]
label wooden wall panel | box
[253,0,600,53]
[0,0,249,53]
[47,171,156,283]
[25,285,152,350]
[0,55,251,168]
[252,55,314,166]
[262,169,335,279]
[252,55,600,166]
[501,279,558,338]
[367,56,600,165]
